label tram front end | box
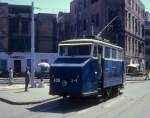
[49,57,99,97]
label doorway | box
[14,60,21,73]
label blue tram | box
[49,38,125,97]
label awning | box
[128,64,139,68]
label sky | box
[0,0,150,13]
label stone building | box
[145,11,150,69]
[70,0,145,71]
[0,3,57,74]
[35,13,57,53]
[57,12,72,42]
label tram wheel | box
[112,86,120,97]
[102,87,112,98]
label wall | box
[0,52,58,73]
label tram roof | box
[59,38,123,50]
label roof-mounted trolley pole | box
[95,16,118,40]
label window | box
[146,49,150,55]
[96,13,99,27]
[59,45,91,56]
[132,39,134,55]
[125,11,128,28]
[128,13,131,30]
[83,19,87,31]
[128,0,131,5]
[9,18,19,33]
[112,49,117,59]
[21,19,29,34]
[135,19,138,33]
[118,50,123,60]
[132,16,134,32]
[138,21,140,35]
[27,59,31,68]
[0,60,7,72]
[91,0,98,4]
[91,15,95,25]
[105,47,110,58]
[145,29,150,35]
[98,46,103,54]
[145,39,150,45]
[83,0,87,8]
[93,45,98,57]
[142,24,144,37]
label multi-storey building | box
[70,0,145,71]
[0,3,57,74]
[145,11,150,69]
[35,13,57,53]
[57,12,72,42]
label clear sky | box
[0,0,150,13]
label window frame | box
[104,47,111,59]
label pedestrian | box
[38,78,45,88]
[8,68,13,85]
[145,70,150,80]
[25,67,30,91]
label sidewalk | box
[0,77,49,84]
[0,84,59,105]
[126,73,150,81]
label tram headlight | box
[62,80,68,86]
[53,78,61,83]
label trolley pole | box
[31,1,35,87]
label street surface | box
[0,80,150,118]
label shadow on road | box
[28,95,121,114]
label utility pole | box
[31,1,35,87]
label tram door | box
[98,46,103,80]
[14,60,21,73]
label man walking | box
[145,70,150,80]
[8,68,13,85]
[25,67,30,91]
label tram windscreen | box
[59,45,91,56]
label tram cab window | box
[105,47,110,58]
[59,45,91,56]
[112,49,117,59]
[59,46,67,56]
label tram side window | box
[118,50,123,60]
[98,46,103,55]
[93,45,98,57]
[105,47,110,58]
[112,49,117,59]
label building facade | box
[145,11,150,69]
[35,13,57,53]
[57,12,72,42]
[0,3,58,74]
[70,0,145,71]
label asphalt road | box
[1,81,150,118]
